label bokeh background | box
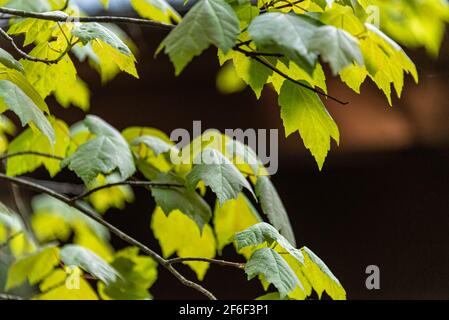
[1,0,449,299]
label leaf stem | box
[167,257,245,269]
[235,47,349,105]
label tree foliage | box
[0,0,447,300]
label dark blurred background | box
[1,0,449,300]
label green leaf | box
[0,79,54,145]
[278,80,339,170]
[21,40,78,100]
[131,135,174,156]
[6,118,70,177]
[61,115,136,186]
[98,247,158,300]
[218,49,273,99]
[6,244,60,290]
[37,268,99,300]
[31,194,112,257]
[72,23,138,79]
[308,25,363,75]
[151,207,216,280]
[0,47,24,73]
[245,247,299,298]
[213,194,261,254]
[87,173,135,214]
[150,172,212,231]
[159,0,240,75]
[72,23,132,56]
[301,246,346,300]
[235,222,304,265]
[186,148,255,206]
[255,176,296,246]
[248,12,320,74]
[131,0,181,24]
[339,63,367,94]
[60,244,119,285]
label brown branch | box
[0,293,24,300]
[235,47,349,105]
[0,27,72,65]
[0,7,175,30]
[0,172,217,300]
[167,257,245,269]
[0,151,64,163]
[70,180,184,202]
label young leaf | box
[301,246,346,300]
[88,174,135,214]
[150,172,212,230]
[130,0,181,24]
[159,0,240,75]
[278,80,339,170]
[60,244,119,285]
[248,12,320,74]
[72,23,138,79]
[245,247,299,298]
[308,25,363,75]
[218,49,273,99]
[0,79,54,145]
[6,118,70,177]
[151,207,216,280]
[213,194,261,254]
[0,47,24,73]
[61,115,136,186]
[37,268,99,300]
[255,176,296,246]
[186,148,255,206]
[235,222,304,265]
[6,244,60,290]
[131,135,174,156]
[98,247,158,300]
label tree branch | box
[70,180,184,202]
[0,7,175,30]
[0,172,217,300]
[0,27,72,65]
[167,257,245,269]
[0,151,64,163]
[235,47,349,105]
[0,293,25,300]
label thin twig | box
[167,257,245,269]
[0,7,175,30]
[70,180,184,202]
[0,293,24,300]
[0,151,64,163]
[0,172,217,300]
[235,47,349,105]
[0,28,70,65]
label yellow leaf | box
[151,207,216,280]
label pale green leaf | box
[6,118,69,177]
[60,244,119,285]
[151,207,216,280]
[308,25,363,75]
[6,244,60,290]
[159,0,240,75]
[248,13,320,74]
[278,80,339,170]
[61,115,136,186]
[131,0,181,24]
[245,247,299,298]
[255,176,296,246]
[0,80,54,144]
[186,148,255,205]
[98,247,158,300]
